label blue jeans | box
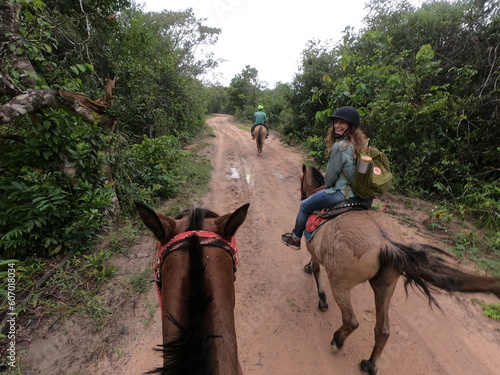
[292,189,346,239]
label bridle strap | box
[154,230,239,295]
[310,185,326,196]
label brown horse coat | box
[136,202,249,375]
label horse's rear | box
[135,202,249,375]
[307,206,500,375]
[255,124,265,156]
[299,165,500,375]
[307,210,390,283]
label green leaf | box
[24,11,34,22]
[11,181,25,190]
[482,304,500,320]
[0,260,19,267]
[416,44,434,62]
[48,244,62,256]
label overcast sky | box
[138,0,373,87]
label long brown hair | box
[325,123,369,157]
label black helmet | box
[329,106,360,128]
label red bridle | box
[153,230,239,307]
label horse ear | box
[302,164,307,173]
[216,203,250,240]
[135,201,175,245]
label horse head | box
[135,201,250,244]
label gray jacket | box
[324,139,357,197]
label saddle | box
[304,198,372,241]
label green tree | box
[288,0,499,229]
[227,65,261,120]
[0,0,219,258]
[283,39,338,140]
[206,84,230,114]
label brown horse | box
[255,124,266,156]
[299,164,500,375]
[135,201,249,375]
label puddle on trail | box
[230,167,239,179]
[230,165,254,187]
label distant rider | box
[251,105,269,139]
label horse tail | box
[148,236,214,375]
[256,125,264,152]
[381,240,500,306]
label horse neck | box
[160,246,238,375]
[304,172,325,198]
[203,246,239,374]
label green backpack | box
[344,144,393,199]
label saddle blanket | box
[304,211,329,241]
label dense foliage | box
[241,0,499,233]
[0,0,218,259]
[1,0,498,266]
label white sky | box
[139,0,371,87]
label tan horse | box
[255,124,266,156]
[135,201,249,375]
[299,164,500,375]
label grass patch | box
[108,219,139,254]
[0,349,28,374]
[127,266,153,293]
[286,297,302,312]
[143,300,157,329]
[30,260,114,326]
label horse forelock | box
[174,208,220,232]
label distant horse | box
[255,124,266,156]
[298,164,500,375]
[135,201,249,375]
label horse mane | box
[149,208,219,375]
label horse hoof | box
[318,301,328,311]
[360,359,377,375]
[330,339,341,352]
[303,263,312,274]
[330,331,345,352]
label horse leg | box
[307,258,328,311]
[329,283,358,351]
[360,266,400,375]
[303,257,313,273]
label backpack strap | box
[341,169,352,199]
[341,138,371,200]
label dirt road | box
[22,114,499,375]
[124,114,500,375]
